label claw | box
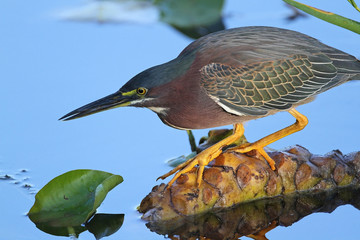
[157,156,195,181]
[161,148,217,188]
[166,157,200,187]
[233,144,276,170]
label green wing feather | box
[200,54,338,116]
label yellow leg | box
[157,123,245,187]
[233,108,308,170]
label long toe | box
[232,144,276,170]
[157,156,196,181]
[166,157,200,187]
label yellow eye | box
[136,87,147,95]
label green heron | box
[60,26,360,187]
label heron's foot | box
[232,142,276,170]
[157,146,222,188]
[158,123,245,188]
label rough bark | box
[139,145,360,222]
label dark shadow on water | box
[30,213,124,239]
[86,214,125,240]
[144,186,360,240]
[171,17,225,39]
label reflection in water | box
[284,4,308,21]
[157,0,225,39]
[86,214,125,240]
[57,0,311,40]
[172,17,225,40]
[30,213,124,239]
[144,186,360,240]
[57,0,225,39]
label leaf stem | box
[284,0,360,34]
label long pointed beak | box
[59,91,137,121]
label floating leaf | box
[284,0,360,34]
[28,169,123,236]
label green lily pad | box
[28,169,123,236]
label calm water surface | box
[1,0,360,239]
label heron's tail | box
[349,74,360,80]
[349,59,360,80]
